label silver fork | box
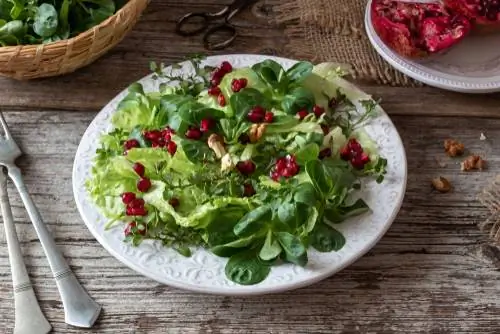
[0,112,101,328]
[0,166,52,334]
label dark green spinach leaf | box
[225,249,271,285]
[310,223,346,252]
[233,205,272,237]
[276,232,307,266]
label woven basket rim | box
[0,0,144,52]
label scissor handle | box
[203,24,237,50]
[176,12,211,36]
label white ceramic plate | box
[73,54,407,295]
[365,0,500,93]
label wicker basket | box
[0,0,149,80]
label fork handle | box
[0,170,52,334]
[7,165,102,328]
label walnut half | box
[461,155,486,171]
[444,139,465,157]
[431,177,452,193]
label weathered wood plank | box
[0,111,499,333]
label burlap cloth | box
[267,0,423,86]
[268,0,499,244]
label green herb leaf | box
[33,4,58,38]
[230,88,267,123]
[293,182,317,207]
[259,230,282,261]
[286,61,313,84]
[305,160,333,198]
[281,87,315,114]
[179,138,214,163]
[233,205,272,237]
[324,198,370,224]
[225,249,271,285]
[310,224,346,252]
[276,232,307,266]
[294,143,320,165]
[251,59,288,92]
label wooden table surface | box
[1,1,500,333]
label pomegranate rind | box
[371,0,471,58]
[444,0,500,35]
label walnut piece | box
[461,155,486,171]
[249,123,267,143]
[444,139,465,157]
[431,177,452,193]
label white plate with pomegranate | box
[366,0,500,93]
[73,54,407,295]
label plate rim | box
[364,0,500,93]
[72,54,408,295]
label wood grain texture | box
[0,0,499,333]
[0,111,499,334]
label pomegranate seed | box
[164,133,171,142]
[144,130,161,142]
[251,106,265,116]
[220,61,232,73]
[200,118,214,132]
[208,86,221,96]
[243,183,256,197]
[318,148,332,159]
[340,146,351,160]
[129,198,145,209]
[351,157,365,170]
[124,139,140,150]
[275,158,287,173]
[239,134,250,144]
[121,192,136,204]
[168,197,180,208]
[211,69,223,86]
[152,142,160,148]
[185,127,202,140]
[132,162,145,177]
[360,153,370,164]
[217,94,226,106]
[247,111,263,123]
[321,124,330,135]
[236,160,256,175]
[126,207,147,216]
[163,127,175,135]
[264,112,274,123]
[296,110,308,120]
[231,78,242,92]
[239,78,248,89]
[348,138,362,152]
[313,105,325,117]
[167,141,177,155]
[124,222,136,236]
[137,178,152,193]
[270,170,281,181]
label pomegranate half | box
[371,0,472,58]
[444,0,500,34]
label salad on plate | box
[86,56,388,285]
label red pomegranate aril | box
[121,192,136,204]
[200,118,214,132]
[340,146,351,161]
[220,61,232,73]
[281,167,294,178]
[152,142,161,148]
[124,222,136,236]
[270,171,281,181]
[126,207,147,216]
[231,78,243,92]
[236,160,256,175]
[296,110,308,120]
[319,148,332,159]
[351,157,365,170]
[247,111,264,123]
[275,158,287,172]
[348,138,362,152]
[208,86,221,96]
[168,197,180,208]
[163,133,171,142]
[313,105,325,117]
[264,112,274,123]
[217,94,226,106]
[133,162,145,177]
[129,198,145,209]
[185,127,202,140]
[239,78,248,89]
[360,153,370,164]
[124,139,140,150]
[167,141,177,156]
[137,178,152,193]
[243,183,256,197]
[144,130,161,142]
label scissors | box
[175,0,257,50]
